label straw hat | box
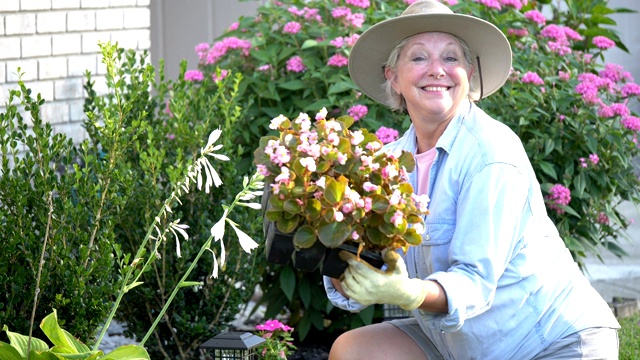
[348,0,512,103]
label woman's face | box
[386,32,472,122]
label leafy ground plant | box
[619,312,640,360]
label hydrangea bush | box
[189,0,639,339]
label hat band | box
[476,56,484,101]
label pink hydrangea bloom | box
[611,103,630,117]
[283,21,302,34]
[347,13,365,27]
[347,104,368,121]
[558,71,571,81]
[195,43,210,62]
[598,104,615,118]
[184,70,204,81]
[599,63,633,83]
[375,126,400,144]
[521,71,544,85]
[524,10,546,25]
[328,54,349,67]
[331,6,351,18]
[286,56,306,73]
[206,37,252,64]
[593,36,615,49]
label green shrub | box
[619,312,640,360]
[82,47,264,359]
[191,0,640,339]
[0,70,135,344]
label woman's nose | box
[427,60,445,78]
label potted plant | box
[254,108,430,278]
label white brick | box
[0,62,5,83]
[0,17,5,36]
[68,54,97,76]
[0,38,21,59]
[110,29,146,50]
[0,0,20,11]
[7,59,38,81]
[137,0,149,6]
[6,13,36,35]
[21,0,52,10]
[51,0,80,9]
[137,28,150,49]
[82,31,110,53]
[123,7,149,28]
[54,77,83,100]
[39,57,67,79]
[68,99,85,121]
[81,0,109,8]
[37,12,67,33]
[90,74,108,95]
[54,121,87,144]
[110,0,136,6]
[96,8,123,30]
[25,80,55,101]
[40,101,70,124]
[22,35,52,57]
[52,33,81,55]
[67,10,96,31]
[96,55,107,74]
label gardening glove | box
[340,250,429,311]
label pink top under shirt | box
[414,147,437,196]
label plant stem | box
[28,192,54,360]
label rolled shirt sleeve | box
[323,275,368,312]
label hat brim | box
[348,13,512,104]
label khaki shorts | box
[388,318,619,359]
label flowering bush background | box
[189,0,640,340]
[255,319,297,359]
[255,110,429,253]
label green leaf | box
[301,39,318,49]
[298,278,312,309]
[0,341,23,360]
[317,220,351,248]
[3,324,49,356]
[123,281,144,293]
[397,151,416,172]
[279,265,296,301]
[370,194,390,213]
[357,304,375,325]
[323,177,346,206]
[278,80,306,91]
[98,345,150,360]
[40,310,90,354]
[293,225,317,249]
[537,161,557,180]
[178,281,203,288]
[327,81,352,94]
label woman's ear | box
[385,66,398,93]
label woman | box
[323,1,620,359]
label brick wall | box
[0,0,150,146]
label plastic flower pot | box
[322,243,385,279]
[291,239,327,272]
[264,221,295,265]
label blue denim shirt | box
[324,100,619,359]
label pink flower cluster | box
[375,126,400,144]
[592,36,615,50]
[524,10,546,25]
[256,319,293,332]
[546,184,571,214]
[202,37,252,65]
[331,6,365,28]
[579,153,599,168]
[283,21,302,34]
[286,56,306,73]
[540,24,583,56]
[347,104,368,121]
[328,54,349,67]
[521,71,544,85]
[597,212,610,225]
[288,6,322,22]
[184,70,204,82]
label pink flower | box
[347,104,368,121]
[195,43,210,62]
[184,70,204,81]
[508,28,529,37]
[212,69,229,83]
[546,184,571,214]
[347,13,365,28]
[524,10,546,25]
[592,36,615,49]
[375,126,400,144]
[621,116,640,131]
[228,22,239,31]
[256,319,292,332]
[558,71,571,81]
[283,21,302,34]
[390,210,404,227]
[274,167,291,185]
[206,37,252,64]
[331,6,351,18]
[599,63,632,83]
[328,54,349,67]
[589,153,599,165]
[363,182,379,192]
[345,0,370,8]
[257,164,270,176]
[286,56,306,73]
[500,0,523,10]
[597,212,610,225]
[622,83,640,97]
[475,0,501,9]
[521,71,544,85]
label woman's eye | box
[412,56,426,62]
[445,56,457,62]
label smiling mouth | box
[422,86,450,92]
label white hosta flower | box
[211,209,228,267]
[169,220,189,258]
[228,221,259,253]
